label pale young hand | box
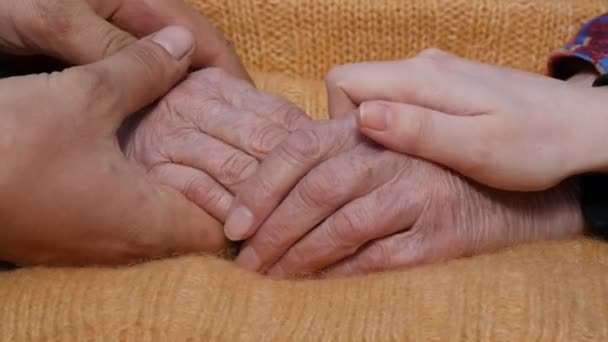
[326,49,608,191]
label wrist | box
[566,83,608,175]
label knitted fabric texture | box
[1,239,607,340]
[1,0,608,340]
[189,0,607,120]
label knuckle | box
[99,29,135,59]
[218,153,258,187]
[268,98,310,131]
[360,242,393,271]
[248,123,289,157]
[182,174,213,201]
[280,128,324,163]
[297,168,348,209]
[326,209,367,247]
[180,174,226,214]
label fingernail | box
[225,205,254,241]
[359,102,390,131]
[236,246,262,271]
[151,26,195,60]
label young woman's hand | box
[326,49,607,191]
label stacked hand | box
[220,49,605,277]
[124,68,310,222]
[225,116,582,277]
[0,0,253,265]
[0,0,593,272]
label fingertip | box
[235,245,262,271]
[150,25,196,61]
[224,204,255,241]
[358,101,391,131]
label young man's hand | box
[0,27,227,266]
[0,0,250,81]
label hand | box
[326,49,608,191]
[0,27,227,266]
[123,68,311,222]
[226,116,583,276]
[0,0,249,81]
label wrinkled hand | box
[226,116,583,277]
[326,49,608,191]
[123,68,311,222]
[0,27,227,266]
[0,0,249,80]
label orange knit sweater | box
[1,0,608,340]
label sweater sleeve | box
[548,13,608,79]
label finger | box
[65,25,195,124]
[183,100,291,160]
[231,91,312,132]
[164,129,259,192]
[102,0,251,81]
[325,52,490,117]
[147,163,233,222]
[267,168,424,277]
[181,69,310,132]
[224,117,361,241]
[357,101,492,179]
[235,144,401,273]
[321,230,433,277]
[41,2,137,64]
[1,0,130,62]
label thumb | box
[357,101,488,176]
[5,0,136,64]
[55,26,227,262]
[47,7,137,64]
[68,25,195,125]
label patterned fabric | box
[549,13,608,78]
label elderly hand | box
[123,68,310,222]
[0,27,229,266]
[226,116,583,277]
[326,49,608,191]
[0,0,249,80]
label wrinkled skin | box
[123,68,311,222]
[227,116,583,277]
